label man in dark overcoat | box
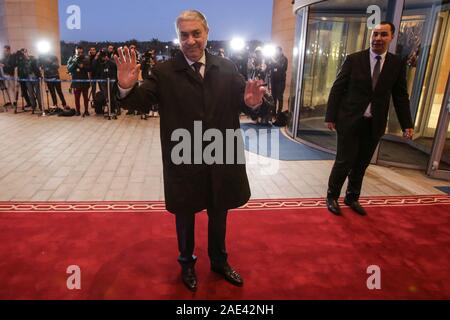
[115,10,266,291]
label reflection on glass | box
[295,0,388,151]
[426,11,450,133]
[302,18,366,111]
[439,121,450,171]
[385,15,426,135]
[287,9,305,133]
[379,0,449,169]
[396,16,425,95]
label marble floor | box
[0,107,449,202]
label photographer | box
[67,46,90,116]
[140,49,158,118]
[248,88,275,126]
[96,48,119,115]
[124,45,144,116]
[0,45,17,107]
[230,50,249,81]
[217,48,225,58]
[250,47,267,82]
[267,46,287,115]
[107,45,115,59]
[0,63,8,107]
[129,44,142,63]
[88,47,98,97]
[38,53,67,110]
[16,48,42,113]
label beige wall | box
[0,0,60,61]
[271,0,296,111]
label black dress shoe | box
[211,263,243,287]
[181,267,197,292]
[344,199,367,216]
[326,197,341,215]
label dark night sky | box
[58,0,274,42]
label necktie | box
[192,61,203,79]
[372,55,381,90]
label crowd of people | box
[0,42,288,124]
[0,44,160,119]
[227,45,288,125]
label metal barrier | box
[0,77,118,120]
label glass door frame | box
[289,4,310,139]
[415,6,450,137]
[427,72,450,180]
[376,2,450,169]
[405,4,441,124]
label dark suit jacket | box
[325,49,413,139]
[120,51,251,214]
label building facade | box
[0,0,60,59]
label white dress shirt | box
[185,53,206,78]
[364,50,387,118]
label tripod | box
[104,78,117,120]
[0,67,12,111]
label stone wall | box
[271,0,296,111]
[0,0,60,61]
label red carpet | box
[0,195,449,300]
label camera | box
[15,49,26,62]
[143,50,155,64]
[98,48,108,59]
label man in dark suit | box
[114,10,265,291]
[325,22,414,216]
[268,46,288,114]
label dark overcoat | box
[121,50,252,214]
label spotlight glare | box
[173,38,180,45]
[263,44,276,58]
[230,37,245,52]
[37,40,51,54]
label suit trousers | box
[19,81,32,106]
[46,80,67,107]
[175,206,228,269]
[25,80,42,110]
[271,80,285,114]
[4,78,16,104]
[327,117,380,201]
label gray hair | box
[175,10,209,34]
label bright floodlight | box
[173,38,180,45]
[263,44,276,58]
[37,40,51,54]
[230,37,245,52]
